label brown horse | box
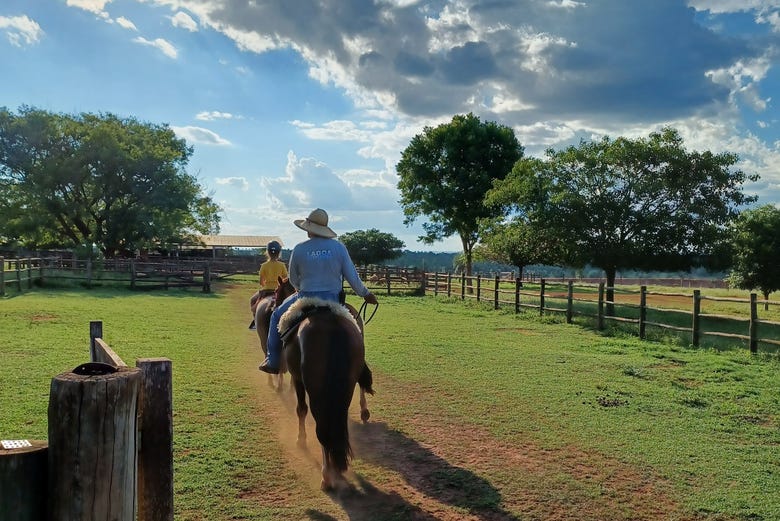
[253,290,286,391]
[274,279,374,490]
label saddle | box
[278,297,360,343]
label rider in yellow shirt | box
[248,240,288,329]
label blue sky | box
[2,0,779,252]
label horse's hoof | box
[361,410,371,423]
[320,479,333,491]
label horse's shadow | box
[344,420,518,520]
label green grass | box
[2,284,780,519]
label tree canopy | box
[728,204,780,303]
[339,228,404,266]
[0,106,221,256]
[396,113,523,275]
[486,127,758,304]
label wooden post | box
[89,320,103,363]
[494,275,500,310]
[137,358,174,521]
[48,366,141,521]
[39,258,44,286]
[476,275,481,302]
[514,277,520,313]
[639,285,647,340]
[460,273,465,300]
[749,293,758,354]
[692,289,701,347]
[447,273,452,297]
[420,272,426,296]
[0,440,48,521]
[597,282,605,330]
[202,263,211,293]
[16,259,22,291]
[386,273,391,295]
[566,281,573,323]
[539,279,546,316]
[433,272,439,296]
[130,260,137,289]
[0,256,5,296]
[86,259,93,287]
[27,259,32,289]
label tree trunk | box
[48,366,141,521]
[0,440,48,521]
[605,267,616,316]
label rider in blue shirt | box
[259,208,378,374]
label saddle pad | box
[278,297,360,335]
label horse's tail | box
[358,362,375,395]
[313,324,353,472]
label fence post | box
[386,272,391,295]
[461,273,465,300]
[597,282,605,330]
[48,365,141,520]
[494,275,500,310]
[86,259,93,287]
[0,439,48,521]
[514,277,520,313]
[433,272,439,296]
[639,285,647,340]
[90,320,103,362]
[420,272,426,295]
[131,260,137,289]
[202,263,211,293]
[136,358,174,521]
[39,258,44,286]
[692,289,701,347]
[0,256,4,296]
[16,259,22,292]
[749,293,758,354]
[539,279,546,316]
[476,275,481,302]
[566,281,573,323]
[447,273,452,297]
[26,259,32,289]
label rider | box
[259,208,378,374]
[248,240,288,329]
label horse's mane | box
[278,297,360,334]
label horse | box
[253,289,285,391]
[274,277,373,423]
[274,278,374,490]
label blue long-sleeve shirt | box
[288,237,370,297]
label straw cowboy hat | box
[294,208,337,238]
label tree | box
[0,106,221,256]
[728,204,780,307]
[477,218,562,282]
[339,228,404,266]
[487,127,758,309]
[396,113,523,276]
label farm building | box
[182,235,284,258]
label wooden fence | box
[0,321,173,521]
[1,256,214,293]
[423,272,780,353]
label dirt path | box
[236,291,701,521]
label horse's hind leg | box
[359,388,370,424]
[357,363,374,423]
[293,378,307,447]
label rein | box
[358,301,378,325]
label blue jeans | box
[265,290,340,368]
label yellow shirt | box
[259,259,288,291]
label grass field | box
[1,281,779,520]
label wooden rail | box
[422,272,780,354]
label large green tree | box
[728,204,780,306]
[339,228,404,266]
[0,106,221,256]
[396,113,523,276]
[487,127,757,307]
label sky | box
[1,0,780,252]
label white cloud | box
[0,15,44,47]
[215,177,249,191]
[133,36,178,59]
[115,16,137,31]
[66,0,112,15]
[195,111,243,121]
[171,11,198,32]
[171,126,232,146]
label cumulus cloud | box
[66,0,111,15]
[195,111,243,121]
[171,11,198,31]
[215,177,249,191]
[171,126,231,146]
[0,15,44,47]
[115,16,137,31]
[132,36,178,58]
